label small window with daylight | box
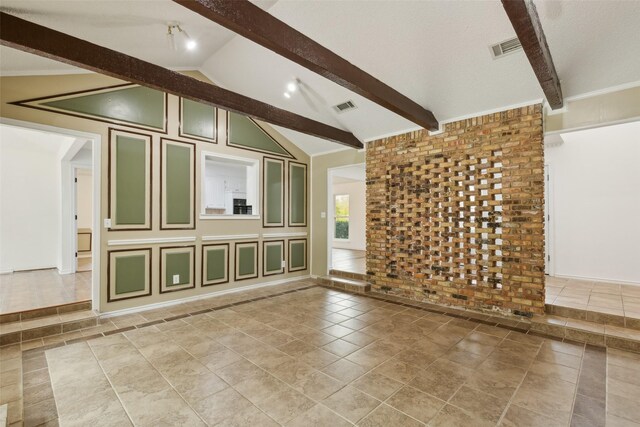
[201,152,259,219]
[334,194,350,240]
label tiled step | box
[319,275,371,293]
[546,302,640,331]
[0,309,98,346]
[531,313,640,353]
[329,269,368,282]
[0,300,91,324]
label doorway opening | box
[327,163,366,275]
[0,120,101,315]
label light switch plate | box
[320,212,326,218]
[104,218,112,228]
[281,260,286,268]
[173,274,180,285]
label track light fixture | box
[167,23,196,51]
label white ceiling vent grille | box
[333,100,357,113]
[490,37,522,59]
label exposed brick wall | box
[366,105,545,315]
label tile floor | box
[3,280,639,426]
[332,248,366,275]
[0,270,91,315]
[546,276,640,318]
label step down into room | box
[329,269,368,282]
[0,308,98,346]
[318,275,371,294]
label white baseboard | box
[58,268,75,275]
[101,275,312,318]
[0,269,13,274]
[551,273,640,286]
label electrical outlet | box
[104,218,112,228]
[281,260,286,268]
[172,274,180,285]
[320,212,326,218]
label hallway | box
[332,249,366,276]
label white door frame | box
[0,118,102,312]
[326,162,366,274]
[72,166,92,273]
[544,164,555,276]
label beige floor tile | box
[255,387,315,424]
[322,358,367,383]
[372,359,423,383]
[286,403,352,427]
[386,385,444,424]
[359,404,423,427]
[511,373,575,424]
[351,371,403,400]
[449,385,509,423]
[119,387,191,426]
[500,404,565,427]
[608,393,640,423]
[322,386,380,424]
[297,348,340,369]
[429,404,494,427]
[191,387,255,426]
[321,338,361,357]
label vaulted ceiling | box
[2,0,639,155]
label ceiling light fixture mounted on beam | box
[0,12,362,149]
[173,0,439,131]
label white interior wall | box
[331,180,366,251]
[546,121,640,284]
[0,125,75,272]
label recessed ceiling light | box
[287,82,297,92]
[186,39,197,50]
[284,92,291,99]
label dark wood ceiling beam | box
[173,0,439,131]
[0,12,362,149]
[502,0,563,109]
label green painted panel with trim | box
[183,99,215,140]
[290,164,306,224]
[165,252,191,286]
[266,161,282,224]
[166,144,191,224]
[238,246,256,276]
[266,244,282,272]
[115,135,146,225]
[206,248,226,281]
[228,112,290,156]
[290,242,306,269]
[115,255,146,294]
[44,86,164,129]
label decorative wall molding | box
[262,232,308,238]
[202,234,260,242]
[107,237,196,247]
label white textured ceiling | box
[1,0,639,155]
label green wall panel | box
[290,164,306,225]
[290,242,306,269]
[165,144,191,225]
[115,255,146,295]
[206,248,227,281]
[238,246,256,277]
[115,135,147,225]
[182,99,215,140]
[44,86,164,129]
[228,112,290,156]
[265,161,283,225]
[266,244,282,273]
[165,252,191,287]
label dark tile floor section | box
[572,345,606,427]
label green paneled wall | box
[290,242,306,269]
[228,112,290,156]
[44,86,164,129]
[265,160,283,225]
[115,255,146,295]
[182,99,215,140]
[265,244,282,273]
[165,252,191,287]
[206,248,227,282]
[165,143,191,225]
[238,246,256,277]
[290,164,306,225]
[115,135,147,225]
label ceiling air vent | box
[490,37,522,59]
[333,100,357,113]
